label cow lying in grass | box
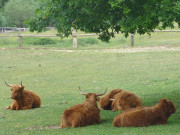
[111,90,142,111]
[113,99,176,127]
[97,89,122,110]
[5,81,41,110]
[60,87,107,128]
[98,89,142,111]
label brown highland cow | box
[60,87,107,128]
[111,90,143,111]
[5,81,41,110]
[113,99,176,127]
[97,89,123,110]
[98,89,142,111]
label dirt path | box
[53,46,180,53]
[1,46,180,53]
[102,46,180,53]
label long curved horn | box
[20,81,23,87]
[79,86,88,96]
[96,88,107,96]
[5,81,12,87]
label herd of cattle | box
[5,81,176,128]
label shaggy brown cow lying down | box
[5,81,41,110]
[98,89,142,111]
[60,87,107,128]
[113,99,176,127]
[97,89,122,110]
[111,90,143,111]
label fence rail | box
[154,30,180,32]
[0,30,180,48]
[0,27,29,33]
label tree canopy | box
[0,0,8,8]
[27,0,180,41]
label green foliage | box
[25,38,57,45]
[4,0,38,27]
[174,1,180,26]
[0,12,3,26]
[78,38,99,46]
[27,0,180,42]
[0,0,8,8]
[33,38,56,45]
[21,37,73,47]
[0,11,7,26]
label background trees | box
[0,0,8,26]
[0,12,6,26]
[0,0,8,8]
[0,0,38,27]
[0,0,179,41]
[27,0,180,41]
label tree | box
[0,0,9,8]
[27,0,180,42]
[0,11,7,26]
[0,12,3,26]
[0,0,8,27]
[4,0,38,27]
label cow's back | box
[112,91,142,111]
[113,107,160,127]
[61,103,100,128]
[108,89,123,98]
[30,91,41,108]
[24,90,41,109]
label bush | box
[78,38,99,46]
[33,38,57,45]
[24,37,57,45]
[0,12,7,26]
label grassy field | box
[0,49,180,135]
[0,29,180,49]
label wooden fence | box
[0,27,29,33]
[0,30,180,48]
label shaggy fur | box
[6,85,41,110]
[97,89,123,110]
[113,99,176,127]
[60,93,101,128]
[111,90,143,111]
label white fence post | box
[18,29,22,47]
[72,29,77,48]
[131,34,134,47]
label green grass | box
[0,29,180,49]
[0,49,180,135]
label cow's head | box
[97,96,114,110]
[5,81,25,99]
[79,86,107,102]
[160,99,176,117]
